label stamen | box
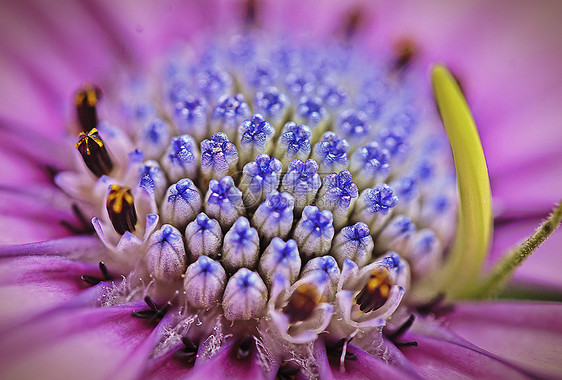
[276,360,300,380]
[275,122,312,169]
[317,170,358,229]
[106,184,137,235]
[131,295,169,321]
[173,337,198,364]
[236,336,255,360]
[282,283,320,323]
[326,338,357,361]
[75,128,113,177]
[331,222,373,267]
[385,314,418,348]
[355,267,393,313]
[74,84,101,132]
[81,261,111,285]
[240,154,283,207]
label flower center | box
[56,30,458,371]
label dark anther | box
[173,336,199,364]
[276,360,300,380]
[415,293,455,316]
[74,84,101,132]
[61,203,96,234]
[385,314,418,348]
[355,268,392,313]
[282,283,319,324]
[339,7,368,40]
[392,39,417,70]
[106,184,138,235]
[326,338,357,361]
[131,296,169,321]
[75,128,114,177]
[236,335,255,360]
[81,261,111,286]
[243,0,258,27]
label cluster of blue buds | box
[58,32,458,371]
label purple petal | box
[313,339,414,380]
[0,255,104,324]
[443,301,562,379]
[0,235,103,259]
[400,331,529,379]
[186,340,268,380]
[0,301,157,379]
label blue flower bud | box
[161,134,200,183]
[317,170,358,229]
[239,154,282,207]
[204,176,245,229]
[137,118,171,160]
[293,206,334,260]
[161,178,202,229]
[222,268,268,321]
[275,122,312,169]
[238,114,275,165]
[252,191,295,241]
[200,133,239,184]
[146,224,187,281]
[258,238,301,287]
[353,183,398,232]
[184,256,226,309]
[312,132,349,176]
[280,159,321,213]
[349,141,391,190]
[173,95,209,141]
[184,213,222,260]
[210,93,251,141]
[222,217,260,272]
[331,222,373,267]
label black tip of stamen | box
[174,337,199,364]
[131,296,168,321]
[236,335,254,360]
[75,128,114,177]
[392,39,417,71]
[75,85,101,132]
[394,340,418,348]
[339,7,368,40]
[277,360,300,380]
[81,274,102,286]
[81,261,111,286]
[415,293,454,316]
[387,314,415,340]
[326,338,357,362]
[243,0,258,27]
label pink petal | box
[313,339,413,380]
[400,331,529,379]
[0,255,104,325]
[443,301,562,379]
[0,301,157,379]
[185,340,268,380]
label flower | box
[1,1,562,379]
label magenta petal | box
[0,235,103,259]
[186,340,268,380]
[488,216,562,291]
[443,301,562,379]
[0,301,156,379]
[313,339,413,380]
[0,255,104,324]
[143,341,194,380]
[400,332,529,379]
